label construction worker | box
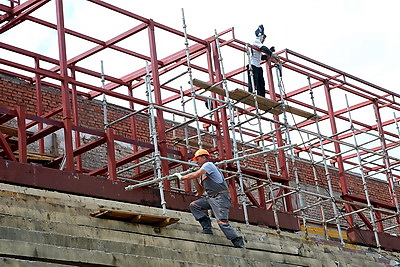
[179,149,245,248]
[247,24,278,97]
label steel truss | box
[1,0,400,250]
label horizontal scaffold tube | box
[124,144,296,191]
[124,167,196,191]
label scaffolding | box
[1,0,400,250]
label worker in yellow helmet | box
[179,149,245,248]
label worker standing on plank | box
[178,149,245,248]
[247,24,278,97]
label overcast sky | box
[115,0,399,91]
[1,0,399,92]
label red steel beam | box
[286,49,400,99]
[87,0,206,45]
[106,128,117,181]
[211,39,238,204]
[373,101,400,232]
[52,23,149,73]
[34,58,44,154]
[0,131,16,161]
[0,0,50,33]
[70,66,82,171]
[205,45,225,162]
[265,58,293,212]
[16,106,27,163]
[27,16,155,63]
[88,148,154,177]
[55,0,74,170]
[324,80,354,227]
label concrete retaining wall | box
[0,183,399,266]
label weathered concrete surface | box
[0,183,399,266]
[0,257,71,267]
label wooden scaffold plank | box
[193,79,320,121]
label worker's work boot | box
[231,236,245,248]
[198,217,213,235]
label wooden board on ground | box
[193,79,320,121]
[90,209,180,227]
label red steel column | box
[211,40,238,204]
[70,65,82,172]
[106,128,117,181]
[206,43,224,157]
[16,105,27,163]
[211,41,232,159]
[56,0,74,170]
[323,80,354,227]
[265,59,293,212]
[148,19,170,189]
[34,57,44,154]
[127,83,140,176]
[373,100,400,232]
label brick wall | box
[0,73,398,210]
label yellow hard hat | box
[192,149,210,161]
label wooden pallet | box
[90,209,180,227]
[193,79,320,121]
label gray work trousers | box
[189,193,238,240]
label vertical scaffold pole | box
[345,94,380,248]
[145,61,167,215]
[270,121,281,177]
[245,44,280,229]
[275,65,306,235]
[70,66,83,172]
[100,60,108,127]
[182,8,203,149]
[308,76,344,245]
[179,86,191,153]
[214,30,249,224]
[179,85,193,193]
[394,113,400,138]
[323,80,354,227]
[265,58,292,213]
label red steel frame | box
[1,0,400,248]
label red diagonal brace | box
[0,131,16,161]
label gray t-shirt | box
[201,162,224,183]
[200,162,229,197]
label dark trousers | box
[247,64,266,97]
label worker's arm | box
[260,46,273,56]
[180,168,206,196]
[180,168,206,181]
[193,177,205,196]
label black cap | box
[255,25,265,37]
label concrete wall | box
[0,182,399,267]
